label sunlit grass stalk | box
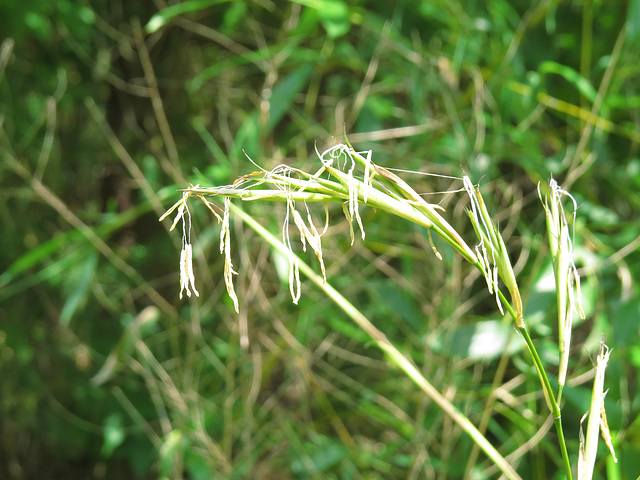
[539,178,586,401]
[161,142,614,478]
[578,338,617,480]
[463,175,573,480]
[229,201,522,480]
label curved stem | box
[519,326,572,480]
[495,288,573,480]
[230,203,523,480]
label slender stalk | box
[519,326,572,480]
[495,287,573,480]
[229,202,523,480]
[165,144,586,478]
[464,176,573,477]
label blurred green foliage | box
[1,0,640,479]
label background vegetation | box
[1,0,639,478]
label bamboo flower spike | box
[161,142,482,311]
[539,178,586,399]
[463,173,524,328]
[578,337,617,480]
[158,185,201,300]
[159,183,239,309]
[464,173,577,479]
[159,146,613,479]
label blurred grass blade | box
[60,250,98,326]
[539,61,598,103]
[627,0,640,42]
[159,430,185,477]
[91,306,160,386]
[291,0,352,39]
[318,0,351,39]
[232,62,312,159]
[101,413,125,458]
[0,230,76,288]
[266,62,313,131]
[0,191,172,291]
[145,0,232,33]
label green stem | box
[519,326,572,480]
[495,288,572,480]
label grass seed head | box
[162,145,496,312]
[463,174,523,326]
[539,178,585,388]
[220,197,239,312]
[578,338,616,480]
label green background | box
[1,1,640,478]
